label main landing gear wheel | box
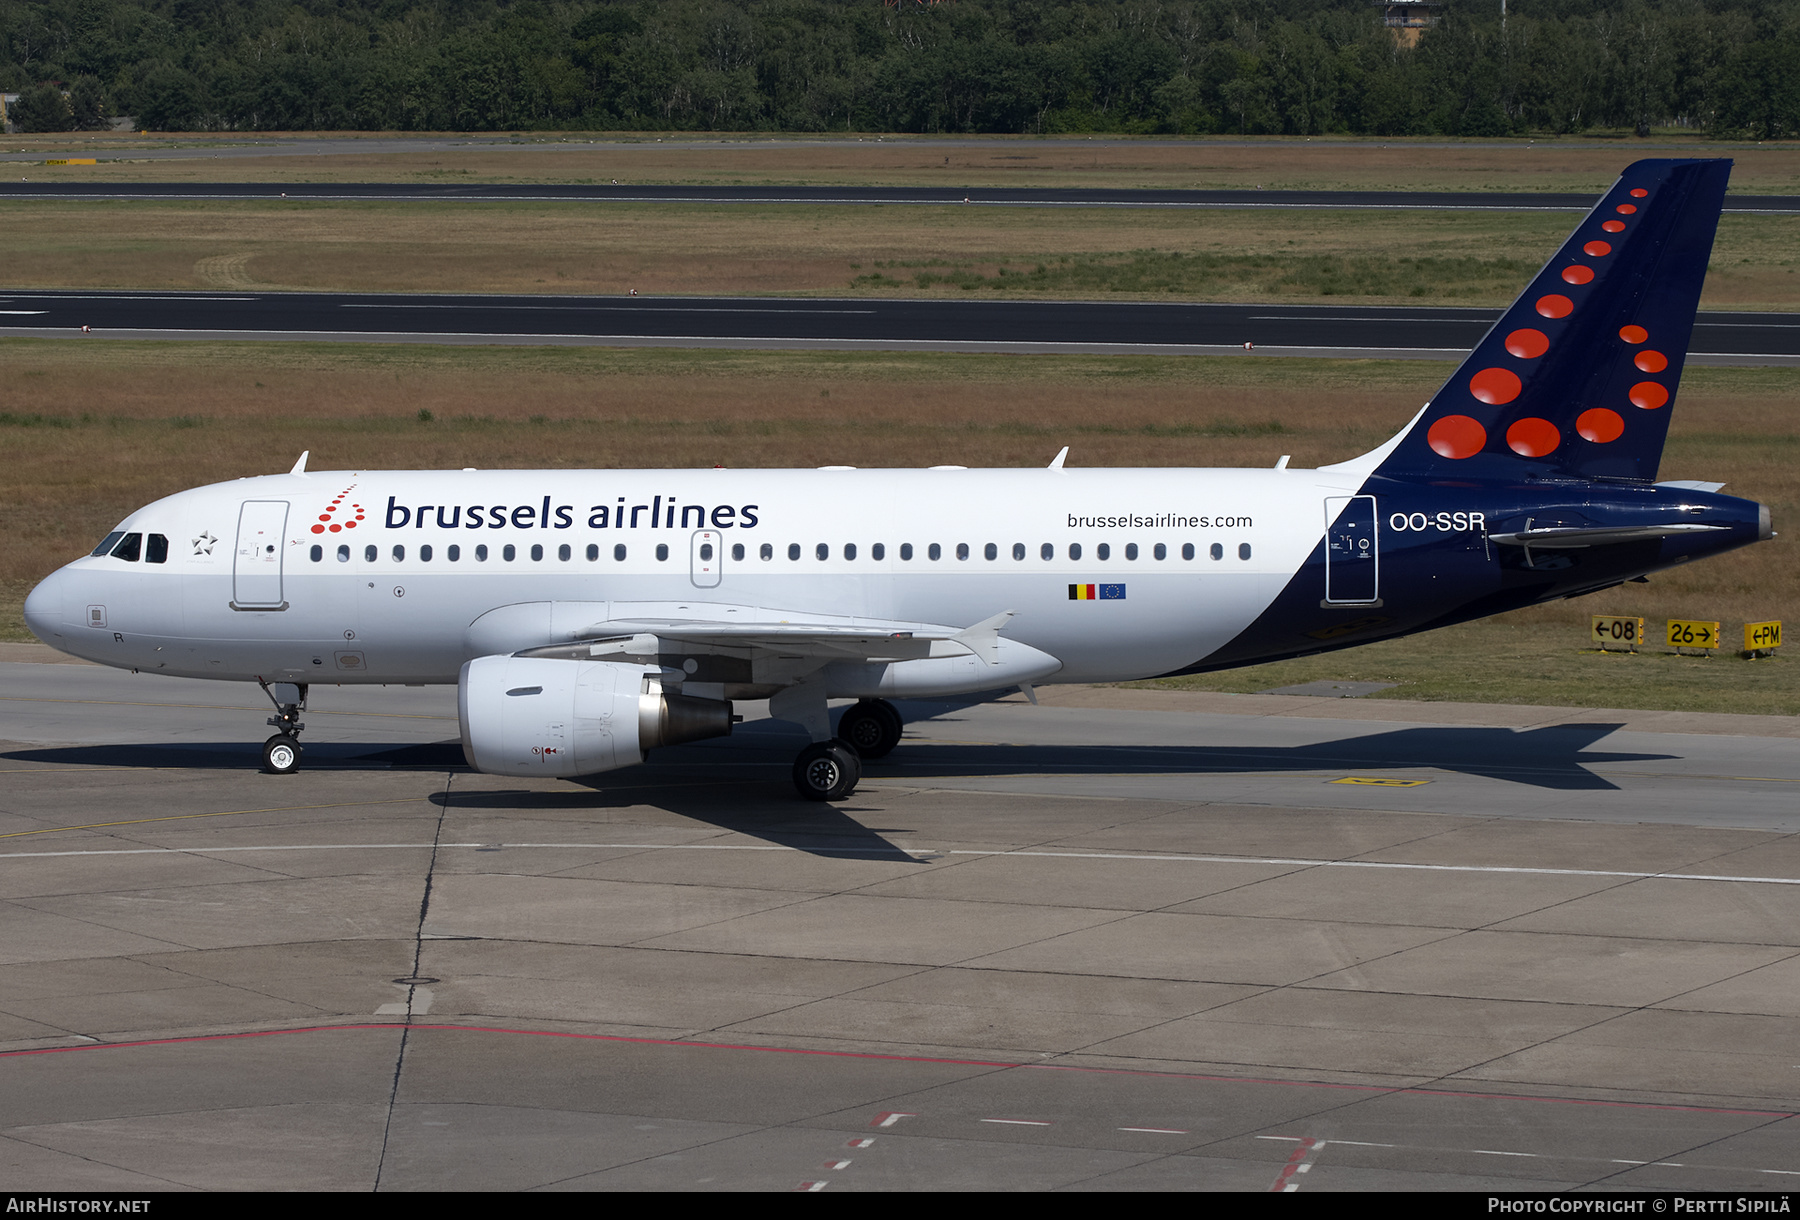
[838,699,903,759]
[792,738,861,801]
[262,734,301,775]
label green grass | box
[1132,618,1799,716]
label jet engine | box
[459,655,733,778]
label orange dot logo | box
[1507,417,1561,457]
[1577,408,1625,443]
[1562,265,1595,285]
[1505,329,1549,359]
[1602,220,1626,233]
[1428,415,1487,459]
[1618,325,1648,344]
[1469,367,1522,405]
[1634,350,1668,373]
[1536,295,1573,319]
[1616,204,1638,214]
[1630,382,1669,410]
[1583,241,1612,257]
[1629,188,1648,198]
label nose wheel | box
[256,679,308,774]
[262,734,302,774]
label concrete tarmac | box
[2,653,1798,1191]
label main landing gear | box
[258,680,307,775]
[789,700,904,801]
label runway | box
[4,289,1798,364]
[3,655,1798,1190]
[4,181,1798,213]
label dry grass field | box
[3,339,1793,712]
[9,131,1800,193]
[4,199,1797,308]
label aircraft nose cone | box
[22,569,66,644]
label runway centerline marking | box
[4,840,1800,887]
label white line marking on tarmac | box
[5,841,1800,887]
[981,1118,1051,1126]
[872,1112,913,1128]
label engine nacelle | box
[459,655,732,778]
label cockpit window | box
[91,532,124,557]
[110,533,143,562]
[145,534,169,564]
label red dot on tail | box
[1507,417,1561,457]
[1619,325,1648,344]
[1602,220,1626,233]
[1583,241,1612,257]
[1630,382,1669,410]
[1562,265,1594,285]
[1577,408,1624,443]
[1505,329,1549,359]
[1469,367,1522,405]
[1536,295,1573,319]
[1428,415,1487,459]
[1635,350,1668,373]
[1629,188,1648,198]
[1616,203,1638,214]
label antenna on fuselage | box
[1048,446,1068,470]
[289,451,309,476]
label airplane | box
[21,158,1774,801]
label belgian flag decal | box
[1069,584,1127,600]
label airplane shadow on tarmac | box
[4,715,1674,861]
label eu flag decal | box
[1069,584,1127,600]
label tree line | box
[4,0,1799,138]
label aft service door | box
[1323,495,1380,605]
[690,529,722,588]
[233,500,289,609]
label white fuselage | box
[25,464,1372,689]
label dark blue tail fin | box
[1374,158,1731,485]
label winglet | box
[289,451,309,476]
[955,610,1015,664]
[1048,447,1068,470]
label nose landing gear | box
[257,679,307,774]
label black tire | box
[262,734,301,774]
[792,738,861,801]
[838,699,903,759]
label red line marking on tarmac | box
[1269,1137,1323,1192]
[3,1024,1792,1121]
[872,1112,915,1128]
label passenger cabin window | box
[587,544,600,561]
[1182,543,1195,560]
[872,543,885,561]
[1210,543,1224,560]
[1239,543,1253,560]
[338,545,351,563]
[420,545,433,562]
[1069,543,1082,560]
[759,543,773,561]
[788,543,801,561]
[613,544,626,561]
[1096,543,1110,561]
[731,543,745,561]
[366,545,378,562]
[310,544,323,562]
[448,544,461,562]
[1153,543,1166,560]
[816,543,829,561]
[957,543,970,561]
[476,544,489,561]
[558,544,571,561]
[502,544,516,561]
[900,543,913,560]
[392,544,406,562]
[530,544,544,562]
[928,544,942,561]
[111,533,142,562]
[655,544,669,561]
[844,543,857,561]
